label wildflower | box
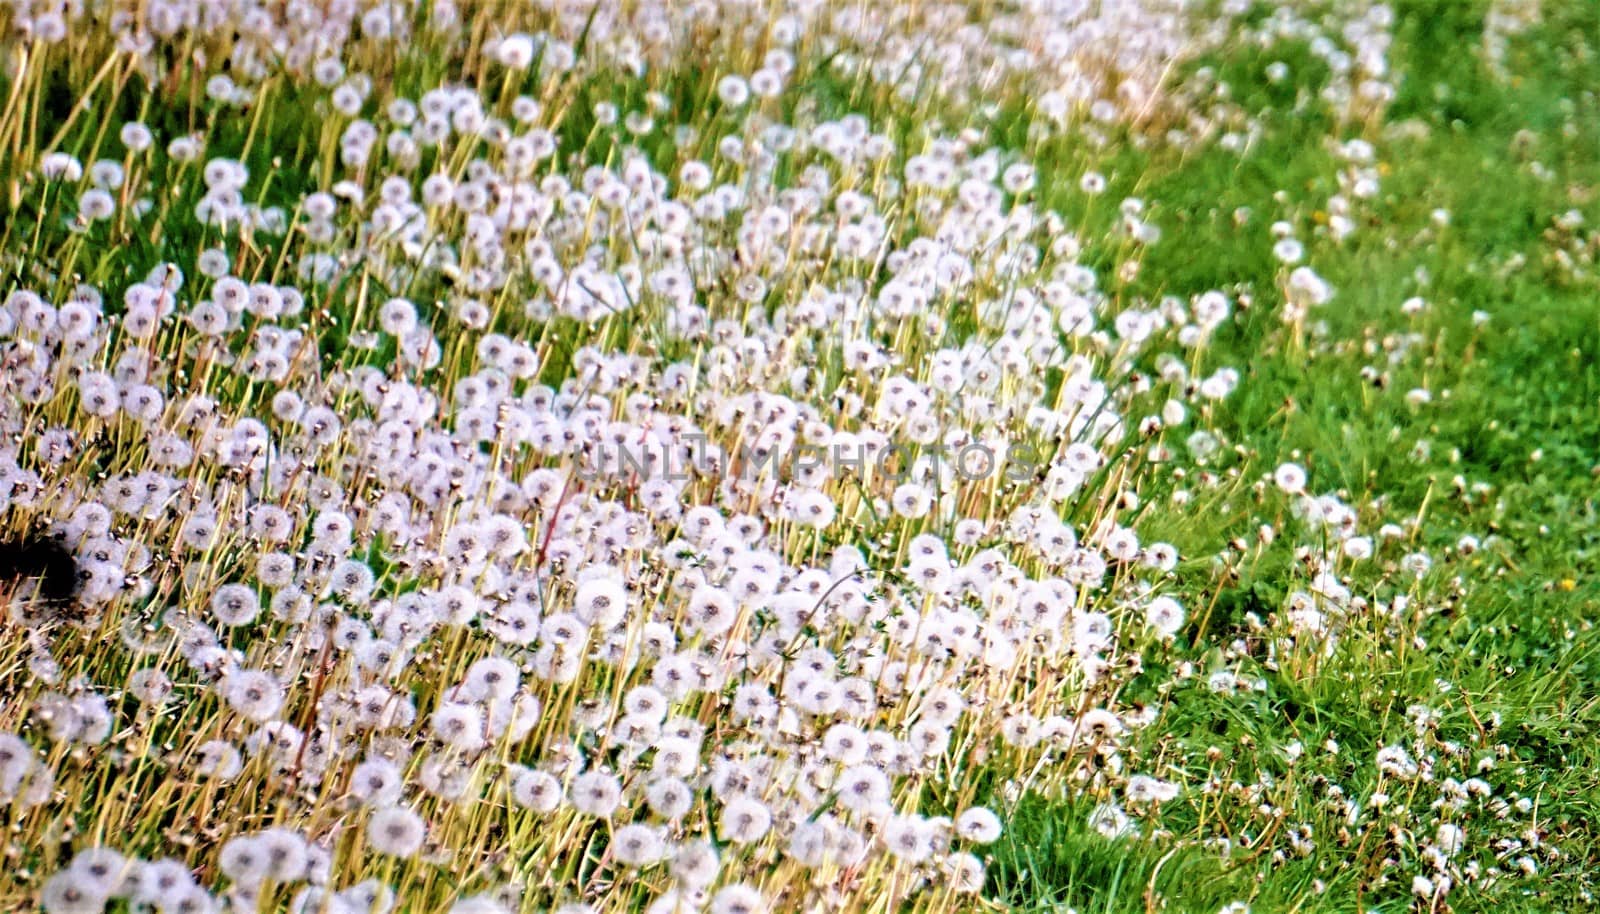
[1342,536,1374,560]
[945,852,985,893]
[1287,266,1333,306]
[40,153,83,181]
[890,483,933,518]
[1144,596,1186,639]
[610,824,667,867]
[834,763,890,813]
[685,586,738,636]
[716,75,751,108]
[119,122,154,152]
[448,893,516,914]
[40,870,107,914]
[1401,552,1433,577]
[1088,802,1134,839]
[1272,238,1304,264]
[1436,822,1464,857]
[496,34,538,69]
[378,298,418,336]
[131,858,197,907]
[1126,774,1181,804]
[709,883,765,914]
[507,766,563,813]
[569,770,623,817]
[670,840,720,889]
[350,757,404,807]
[1273,462,1307,494]
[257,828,310,883]
[367,806,426,859]
[418,753,474,800]
[717,795,773,844]
[79,190,116,221]
[644,777,693,819]
[222,670,285,722]
[955,806,1003,843]
[191,740,243,781]
[880,815,934,862]
[573,575,629,628]
[211,584,262,626]
[219,835,272,888]
[460,656,520,702]
[430,702,487,753]
[254,551,296,589]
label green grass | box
[3,2,1600,913]
[985,1,1600,910]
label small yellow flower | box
[1559,578,1577,592]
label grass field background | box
[0,1,1597,912]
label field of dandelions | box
[2,1,1599,912]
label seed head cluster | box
[0,1,1564,912]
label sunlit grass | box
[0,1,1597,913]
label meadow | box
[0,1,1597,912]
